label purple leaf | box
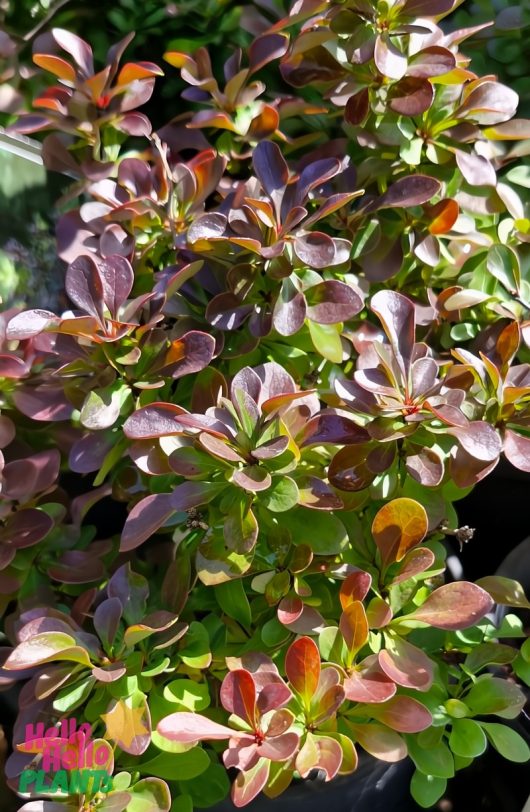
[65,255,104,322]
[371,290,415,373]
[455,150,496,187]
[170,480,226,510]
[300,411,369,446]
[377,176,441,209]
[97,255,134,317]
[389,78,433,116]
[253,141,288,221]
[391,547,435,585]
[448,422,502,462]
[293,232,337,269]
[0,509,53,551]
[305,280,363,324]
[93,598,123,649]
[374,34,407,80]
[273,280,306,336]
[120,493,175,552]
[6,310,59,340]
[232,466,272,492]
[296,476,343,509]
[407,46,455,78]
[249,33,289,73]
[406,447,444,486]
[13,386,73,421]
[123,403,189,439]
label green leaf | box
[261,476,299,513]
[486,244,521,295]
[480,722,530,763]
[136,748,209,781]
[3,632,91,670]
[282,507,348,555]
[465,676,526,719]
[163,680,210,711]
[170,795,194,812]
[80,381,131,430]
[308,320,343,363]
[53,676,95,713]
[179,622,211,669]
[514,653,530,687]
[215,579,252,629]
[406,737,455,778]
[410,771,447,808]
[449,719,487,758]
[127,777,172,812]
[181,761,230,807]
[261,617,291,648]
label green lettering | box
[50,769,69,793]
[18,769,37,792]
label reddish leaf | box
[503,429,530,472]
[340,571,372,609]
[220,670,257,727]
[343,660,397,703]
[370,696,432,732]
[157,712,234,743]
[232,760,270,808]
[378,637,434,691]
[411,582,494,630]
[348,723,407,762]
[285,636,320,705]
[345,89,370,125]
[391,547,435,585]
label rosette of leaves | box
[6,254,215,444]
[54,148,227,264]
[331,289,502,490]
[187,140,364,358]
[3,564,187,760]
[164,34,292,151]
[450,320,530,474]
[120,361,365,572]
[12,29,163,157]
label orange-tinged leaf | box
[371,497,428,567]
[340,571,372,609]
[102,697,150,752]
[33,54,76,82]
[164,51,192,69]
[427,199,459,235]
[117,61,163,85]
[285,636,320,706]
[340,601,369,664]
[164,339,186,366]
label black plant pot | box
[453,459,530,583]
[210,757,417,812]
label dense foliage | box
[0,1,530,811]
